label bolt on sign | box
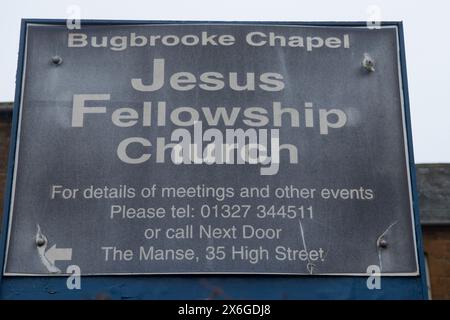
[1,21,424,279]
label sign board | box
[2,21,421,278]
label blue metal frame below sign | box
[0,19,428,300]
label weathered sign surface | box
[3,23,418,275]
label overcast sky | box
[0,0,449,164]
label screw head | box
[362,54,375,72]
[51,55,63,65]
[378,238,388,248]
[36,237,46,247]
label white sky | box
[0,0,449,164]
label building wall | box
[0,103,12,221]
[416,163,450,300]
[0,102,448,299]
[422,227,450,299]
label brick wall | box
[422,227,450,299]
[0,106,12,222]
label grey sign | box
[4,23,418,275]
